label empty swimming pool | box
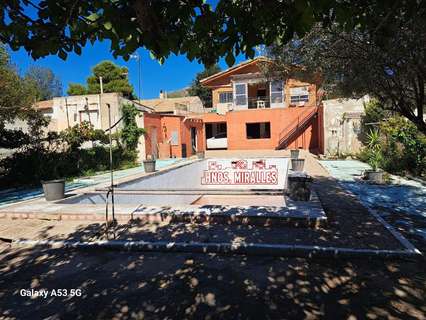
[59,158,290,207]
[116,158,290,191]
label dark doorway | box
[190,127,197,155]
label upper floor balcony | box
[215,77,311,114]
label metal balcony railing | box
[247,96,271,109]
[220,96,285,109]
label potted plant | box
[364,129,384,183]
[41,153,65,201]
[291,157,305,171]
[143,154,156,173]
[290,149,300,159]
[364,149,384,183]
[196,151,205,159]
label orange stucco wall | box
[143,114,162,158]
[144,113,204,158]
[202,107,320,152]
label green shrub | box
[0,106,144,189]
[0,145,138,188]
[360,99,390,144]
[359,100,426,177]
[358,116,426,176]
[379,117,426,176]
[120,103,145,151]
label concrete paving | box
[0,246,424,319]
[320,159,426,253]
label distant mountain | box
[167,87,190,98]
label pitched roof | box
[35,100,54,110]
[199,56,268,85]
[139,96,202,113]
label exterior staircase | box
[276,107,318,150]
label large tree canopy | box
[1,1,422,66]
[25,65,63,100]
[67,83,87,96]
[67,61,134,98]
[0,45,49,148]
[0,45,38,126]
[188,64,221,108]
[87,61,133,97]
[264,2,426,135]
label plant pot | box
[364,169,384,184]
[143,159,156,173]
[291,158,305,172]
[41,179,65,201]
[287,173,313,201]
[196,151,205,159]
[290,149,300,159]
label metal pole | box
[85,97,92,125]
[65,98,70,129]
[107,103,116,230]
[138,53,141,103]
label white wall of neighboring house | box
[322,96,370,156]
[50,93,150,157]
[51,93,120,131]
[1,93,150,160]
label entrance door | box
[190,127,197,155]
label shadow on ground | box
[0,176,425,319]
[0,238,425,319]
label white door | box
[233,82,248,110]
[270,80,284,108]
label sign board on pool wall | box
[201,158,289,190]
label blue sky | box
[8,40,250,100]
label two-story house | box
[200,57,322,152]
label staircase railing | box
[277,107,318,149]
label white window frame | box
[233,82,248,109]
[269,80,284,108]
[290,86,309,105]
[219,91,233,104]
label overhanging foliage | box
[2,1,421,66]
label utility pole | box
[101,76,116,237]
[85,97,92,125]
[107,103,115,228]
[65,98,70,129]
[130,53,141,103]
[99,76,104,95]
[99,76,103,124]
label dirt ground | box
[0,245,425,320]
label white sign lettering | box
[201,158,289,190]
